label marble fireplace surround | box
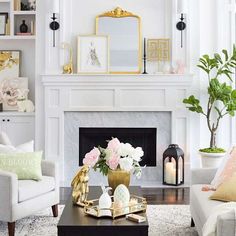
[42,74,192,186]
[64,111,171,186]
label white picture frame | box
[0,13,7,35]
[77,35,109,74]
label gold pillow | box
[210,174,236,202]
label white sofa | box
[191,168,235,236]
[0,160,60,236]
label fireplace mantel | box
[42,73,193,186]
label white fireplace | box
[42,74,192,186]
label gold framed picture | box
[147,39,170,61]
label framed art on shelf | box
[0,13,8,35]
[0,77,28,111]
[77,35,109,74]
[0,50,20,79]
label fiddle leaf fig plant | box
[183,46,236,153]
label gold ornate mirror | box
[96,7,142,74]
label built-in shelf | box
[0,112,35,116]
[13,11,36,15]
[0,35,35,40]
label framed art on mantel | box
[77,35,109,74]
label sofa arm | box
[217,210,235,236]
[41,160,59,190]
[191,168,217,185]
[0,170,18,221]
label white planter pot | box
[199,152,226,168]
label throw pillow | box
[0,140,34,153]
[0,132,12,146]
[0,152,43,180]
[210,173,236,202]
[16,140,34,152]
[210,147,236,189]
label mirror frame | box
[96,7,142,74]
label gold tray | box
[84,195,147,219]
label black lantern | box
[163,144,184,186]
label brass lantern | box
[163,144,184,186]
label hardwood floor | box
[60,187,189,205]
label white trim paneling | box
[42,74,192,184]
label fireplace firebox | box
[79,127,157,167]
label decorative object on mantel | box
[96,7,141,74]
[17,88,35,112]
[0,77,28,111]
[163,144,184,186]
[20,20,28,33]
[49,0,60,47]
[147,39,170,73]
[71,165,92,207]
[176,0,187,48]
[0,50,20,79]
[77,35,109,74]
[82,137,144,191]
[183,46,236,167]
[142,38,148,74]
[61,42,73,74]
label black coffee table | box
[58,186,149,236]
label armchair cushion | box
[18,176,55,202]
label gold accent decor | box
[0,51,19,72]
[71,165,92,207]
[107,169,130,191]
[84,195,147,219]
[147,38,170,62]
[96,7,142,74]
[98,7,139,18]
[61,42,73,74]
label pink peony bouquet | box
[83,137,144,178]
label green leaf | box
[222,49,228,61]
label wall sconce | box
[49,0,60,47]
[176,0,187,48]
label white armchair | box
[0,160,60,236]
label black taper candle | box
[142,38,148,74]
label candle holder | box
[163,144,184,186]
[142,38,148,74]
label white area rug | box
[0,205,198,236]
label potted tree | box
[183,46,236,167]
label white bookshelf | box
[0,0,36,39]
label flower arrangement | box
[83,138,144,178]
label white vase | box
[199,152,226,168]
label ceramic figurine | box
[61,42,73,74]
[71,165,92,207]
[98,185,112,216]
[17,89,35,112]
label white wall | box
[35,0,236,169]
